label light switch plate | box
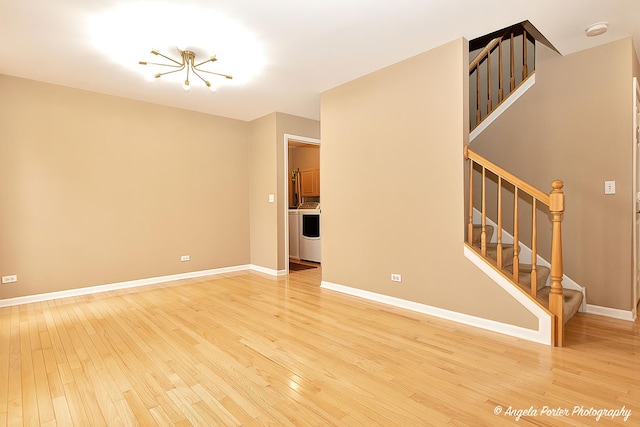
[268,194,275,203]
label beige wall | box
[0,75,250,299]
[275,113,320,271]
[248,112,320,272]
[320,38,537,329]
[248,113,278,270]
[290,146,320,171]
[472,38,636,310]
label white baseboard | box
[249,265,288,276]
[586,304,636,321]
[0,262,296,309]
[0,264,252,308]
[321,273,552,346]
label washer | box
[298,202,321,263]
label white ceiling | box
[1,0,639,122]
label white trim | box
[469,74,536,142]
[586,304,636,321]
[322,264,552,346]
[284,134,321,145]
[0,265,252,308]
[472,208,587,312]
[249,264,288,277]
[632,77,640,319]
[283,133,321,275]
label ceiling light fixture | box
[585,21,608,37]
[139,48,233,92]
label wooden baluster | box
[497,177,503,269]
[512,187,519,282]
[549,180,565,346]
[476,66,481,124]
[522,30,528,79]
[466,149,474,245]
[498,39,504,103]
[481,167,487,256]
[487,49,492,113]
[531,198,538,297]
[510,32,515,91]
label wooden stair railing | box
[464,146,565,346]
[470,25,535,130]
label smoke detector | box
[585,22,608,37]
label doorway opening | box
[283,134,321,275]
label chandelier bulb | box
[183,80,190,92]
[206,81,217,93]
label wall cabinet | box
[300,168,320,197]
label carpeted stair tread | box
[472,223,582,324]
[484,243,517,268]
[472,224,495,246]
[471,225,518,268]
[506,264,550,291]
[536,287,583,323]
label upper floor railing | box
[469,24,536,130]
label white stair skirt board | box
[0,264,275,309]
[472,208,587,312]
[322,259,553,346]
[469,74,536,142]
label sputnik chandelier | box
[139,48,233,92]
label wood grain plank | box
[0,268,638,426]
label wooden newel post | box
[549,180,565,346]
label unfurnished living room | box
[1,1,640,425]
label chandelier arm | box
[139,61,183,68]
[155,51,184,66]
[196,68,233,79]
[155,64,187,78]
[193,56,217,68]
[190,68,209,85]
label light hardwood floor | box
[1,267,638,426]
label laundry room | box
[288,141,321,267]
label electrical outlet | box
[604,180,616,195]
[180,255,190,262]
[391,273,402,282]
[2,275,17,284]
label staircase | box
[470,224,583,324]
[464,147,583,347]
[470,24,535,130]
[465,23,582,346]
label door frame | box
[633,77,640,319]
[283,134,321,274]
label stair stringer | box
[472,208,587,312]
[470,74,536,142]
[463,245,553,345]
